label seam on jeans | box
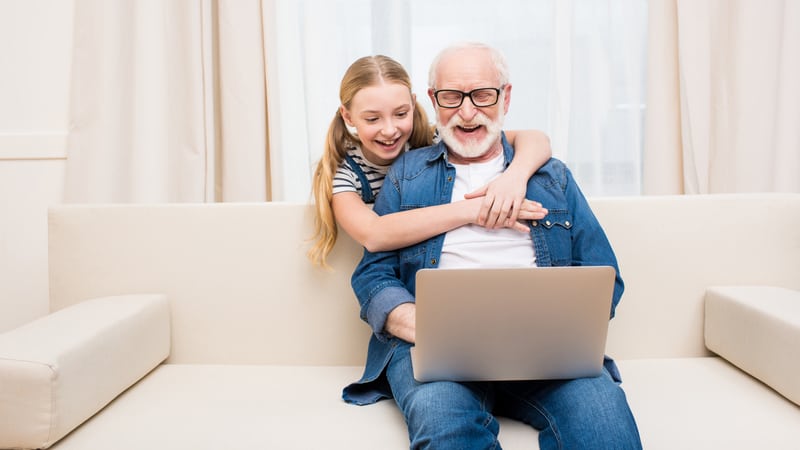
[479,386,501,450]
[482,414,500,449]
[504,388,564,450]
[529,399,562,450]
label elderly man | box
[343,42,642,450]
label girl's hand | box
[509,199,549,231]
[465,165,547,230]
[463,193,548,232]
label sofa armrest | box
[0,294,170,449]
[705,286,800,406]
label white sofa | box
[1,194,799,450]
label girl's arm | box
[332,191,547,253]
[466,129,552,229]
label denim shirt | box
[343,133,625,405]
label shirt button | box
[430,258,437,265]
[447,176,453,182]
[565,221,570,226]
[531,221,538,227]
[545,220,552,226]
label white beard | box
[437,112,504,159]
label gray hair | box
[427,42,510,89]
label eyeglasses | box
[432,86,504,109]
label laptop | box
[410,265,616,382]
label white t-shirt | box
[438,151,537,269]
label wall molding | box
[0,132,68,160]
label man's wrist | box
[366,286,415,341]
[386,302,416,343]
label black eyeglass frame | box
[432,86,505,109]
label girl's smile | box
[342,82,415,166]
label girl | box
[309,55,551,267]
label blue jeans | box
[386,341,642,450]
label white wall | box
[0,0,74,332]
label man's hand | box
[386,302,416,344]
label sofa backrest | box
[595,194,799,359]
[48,194,800,364]
[48,203,366,365]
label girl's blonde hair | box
[309,55,433,267]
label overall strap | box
[343,153,375,203]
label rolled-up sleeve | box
[350,162,415,341]
[365,286,415,341]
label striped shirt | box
[332,144,393,204]
[332,133,437,203]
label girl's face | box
[341,82,415,166]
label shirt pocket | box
[398,243,427,265]
[534,209,573,266]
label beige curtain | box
[644,0,800,194]
[64,0,270,203]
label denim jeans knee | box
[386,341,501,450]
[499,370,642,450]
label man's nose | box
[458,100,478,122]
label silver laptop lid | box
[412,266,615,382]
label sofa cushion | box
[45,359,800,450]
[705,286,800,406]
[0,294,170,449]
[618,357,800,449]
[49,364,539,450]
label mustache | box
[446,113,491,129]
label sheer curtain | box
[65,0,270,203]
[266,0,648,201]
[65,0,647,203]
[644,0,800,194]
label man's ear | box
[502,84,512,115]
[427,88,437,108]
